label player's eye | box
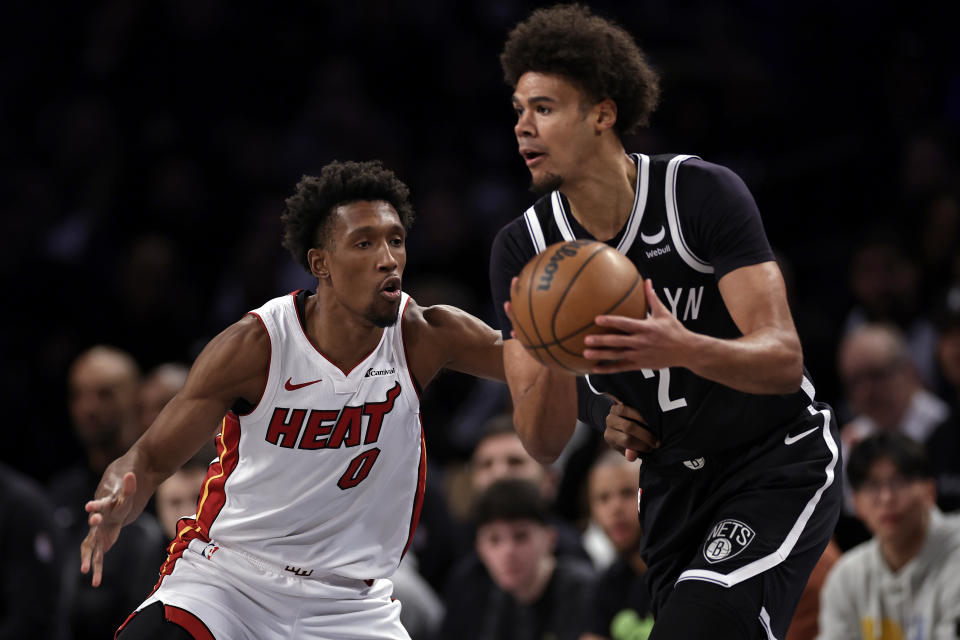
[536,105,551,115]
[355,241,370,249]
[390,237,404,247]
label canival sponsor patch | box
[702,519,755,564]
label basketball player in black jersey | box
[488,6,842,639]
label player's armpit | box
[504,339,578,464]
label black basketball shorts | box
[637,401,842,639]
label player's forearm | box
[683,326,803,395]
[509,367,578,463]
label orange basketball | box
[510,240,647,374]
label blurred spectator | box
[138,361,190,434]
[47,345,165,640]
[463,415,589,561]
[581,451,652,640]
[441,478,595,640]
[391,554,445,640]
[838,323,948,450]
[785,539,841,640]
[817,433,960,639]
[926,297,960,511]
[154,452,209,541]
[0,463,68,640]
[836,323,948,547]
[843,236,939,387]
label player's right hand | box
[80,471,137,587]
[604,402,659,461]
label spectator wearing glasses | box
[817,432,960,640]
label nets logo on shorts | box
[702,519,755,564]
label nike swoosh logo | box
[640,226,665,245]
[784,426,819,445]
[285,377,322,391]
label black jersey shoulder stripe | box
[665,155,713,274]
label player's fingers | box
[91,545,104,587]
[616,403,650,427]
[644,279,668,316]
[624,448,639,462]
[592,314,646,333]
[79,533,93,574]
[88,512,103,527]
[604,425,656,453]
[592,361,633,375]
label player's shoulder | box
[401,296,469,335]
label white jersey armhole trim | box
[523,206,547,254]
[665,155,714,274]
[616,153,651,254]
[675,407,838,588]
[584,374,604,396]
[759,607,778,640]
[550,192,576,241]
[241,309,281,424]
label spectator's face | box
[852,457,935,546]
[156,468,207,540]
[839,331,912,429]
[588,462,641,553]
[139,369,187,433]
[471,433,545,494]
[68,352,139,447]
[476,519,555,596]
[937,328,960,392]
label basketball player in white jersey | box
[80,160,507,639]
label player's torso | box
[522,154,809,461]
[195,291,425,579]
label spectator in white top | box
[818,432,960,640]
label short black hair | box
[500,3,660,135]
[847,432,934,490]
[473,478,550,527]
[281,160,415,273]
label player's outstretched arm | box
[584,263,803,394]
[403,301,504,386]
[80,315,269,587]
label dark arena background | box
[1,0,957,637]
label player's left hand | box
[583,279,694,374]
[605,400,659,461]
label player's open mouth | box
[379,276,401,300]
[521,150,546,167]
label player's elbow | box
[773,340,804,394]
[512,415,566,465]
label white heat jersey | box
[160,290,425,583]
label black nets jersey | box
[490,154,817,465]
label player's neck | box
[562,151,637,242]
[305,294,386,372]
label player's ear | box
[593,98,618,134]
[307,247,329,279]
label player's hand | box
[80,471,137,587]
[583,279,693,374]
[604,400,659,461]
[504,277,520,340]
